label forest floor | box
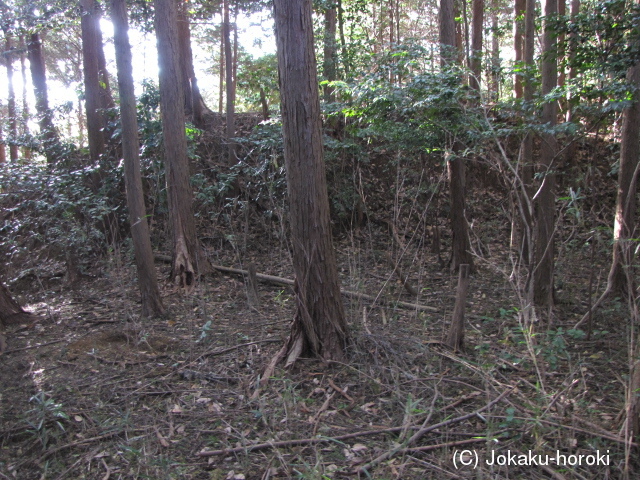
[1,204,633,480]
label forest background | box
[1,0,640,478]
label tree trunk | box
[176,0,210,127]
[447,151,474,273]
[273,0,349,364]
[557,0,566,90]
[490,6,500,99]
[564,0,580,163]
[337,0,349,76]
[259,87,269,120]
[532,0,558,310]
[514,0,526,98]
[511,0,536,265]
[439,0,456,65]
[81,0,107,162]
[112,0,165,317]
[607,32,640,295]
[461,0,470,72]
[95,6,114,113]
[223,0,236,163]
[155,0,211,287]
[441,0,474,274]
[323,6,337,102]
[218,22,224,115]
[232,11,238,103]
[0,107,5,164]
[446,263,470,351]
[469,0,483,91]
[4,36,18,161]
[18,35,31,160]
[27,33,59,164]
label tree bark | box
[323,6,337,102]
[440,0,456,65]
[259,87,269,120]
[273,0,349,363]
[607,27,640,295]
[176,0,210,127]
[0,106,5,164]
[532,0,558,310]
[446,263,470,351]
[218,21,224,115]
[511,0,536,265]
[4,36,18,161]
[95,7,115,113]
[112,0,165,317]
[441,0,474,274]
[18,35,31,160]
[337,0,349,76]
[223,0,236,163]
[469,0,484,91]
[564,0,580,162]
[155,0,211,287]
[490,5,500,99]
[27,33,59,164]
[80,0,107,162]
[0,282,34,326]
[557,0,566,90]
[514,0,526,99]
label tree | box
[236,53,278,120]
[4,35,18,161]
[223,0,236,163]
[514,0,526,98]
[18,34,31,159]
[176,0,211,127]
[490,2,500,98]
[323,3,337,102]
[532,0,558,310]
[606,3,640,297]
[218,23,224,114]
[155,0,211,286]
[510,0,535,262]
[112,0,164,317]
[270,0,349,365]
[564,0,580,163]
[80,0,108,162]
[469,0,483,91]
[0,101,5,163]
[440,0,474,274]
[27,33,59,163]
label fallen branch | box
[4,338,66,354]
[198,391,511,459]
[194,339,281,362]
[39,429,141,461]
[212,262,438,313]
[156,255,437,312]
[199,425,422,457]
[358,388,512,473]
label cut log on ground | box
[155,255,438,312]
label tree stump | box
[246,262,260,307]
[0,283,34,326]
[0,282,37,355]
